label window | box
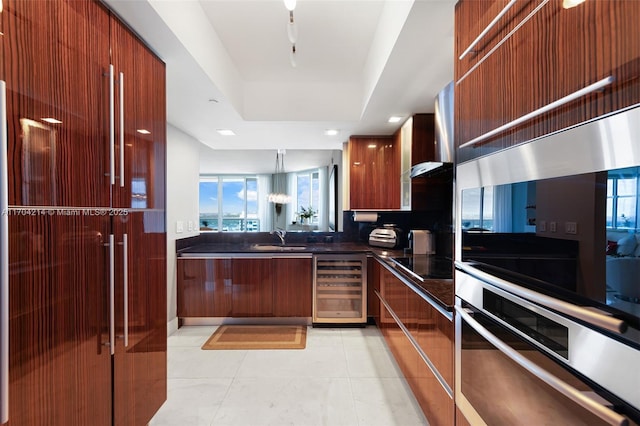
[199,176,259,232]
[461,186,494,231]
[295,170,320,224]
[607,168,639,230]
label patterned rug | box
[201,325,307,350]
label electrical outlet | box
[538,220,546,232]
[565,221,577,235]
[176,220,184,234]
[550,221,557,233]
[188,220,194,232]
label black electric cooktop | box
[390,256,453,281]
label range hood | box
[411,81,454,178]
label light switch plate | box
[176,220,184,233]
[188,220,194,231]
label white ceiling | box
[104,0,455,168]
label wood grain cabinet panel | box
[111,18,167,210]
[177,258,233,317]
[348,136,400,210]
[3,0,111,207]
[377,261,454,426]
[273,257,312,317]
[3,1,167,424]
[455,0,640,162]
[232,258,274,317]
[7,214,113,426]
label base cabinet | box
[375,261,454,426]
[177,256,312,318]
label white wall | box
[166,124,201,335]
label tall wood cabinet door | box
[112,211,167,426]
[273,257,312,317]
[2,0,111,207]
[7,213,112,426]
[110,17,166,210]
[232,258,273,317]
[348,137,400,210]
[177,258,233,317]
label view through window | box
[199,176,259,232]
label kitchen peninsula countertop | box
[177,241,453,311]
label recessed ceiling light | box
[136,129,151,135]
[388,116,403,123]
[217,129,236,136]
[324,129,339,136]
[41,117,62,124]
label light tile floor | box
[149,325,428,426]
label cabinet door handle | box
[0,80,10,424]
[119,72,124,188]
[109,64,115,186]
[458,76,616,149]
[122,233,128,347]
[456,306,629,426]
[108,234,115,355]
[458,0,517,60]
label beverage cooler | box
[312,254,367,324]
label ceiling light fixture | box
[267,149,292,205]
[290,45,297,68]
[388,116,403,123]
[324,129,339,136]
[283,0,296,11]
[217,129,236,136]
[287,11,298,44]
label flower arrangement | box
[298,206,316,222]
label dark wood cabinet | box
[376,261,454,426]
[178,256,313,318]
[273,257,312,317]
[2,1,167,424]
[232,258,274,317]
[348,136,400,210]
[7,214,113,426]
[3,0,111,207]
[455,0,640,162]
[177,258,233,317]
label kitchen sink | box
[250,244,307,251]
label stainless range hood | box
[411,81,454,178]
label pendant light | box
[267,149,292,205]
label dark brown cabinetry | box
[232,258,274,317]
[273,257,313,317]
[177,256,313,318]
[348,136,400,210]
[374,261,454,426]
[177,258,233,317]
[455,0,640,162]
[2,1,166,424]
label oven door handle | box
[455,306,629,426]
[455,261,627,335]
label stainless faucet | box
[271,229,286,245]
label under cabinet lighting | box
[367,144,377,149]
[217,129,236,136]
[136,129,151,135]
[562,0,585,8]
[388,116,403,123]
[42,117,62,124]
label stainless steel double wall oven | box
[455,106,640,425]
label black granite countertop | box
[176,241,453,311]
